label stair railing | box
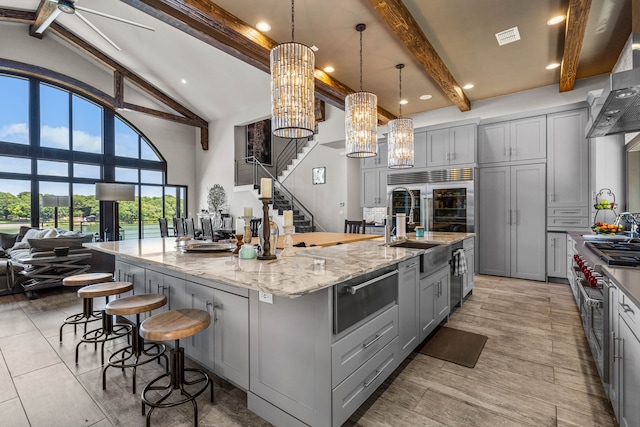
[275,137,310,178]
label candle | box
[244,207,253,217]
[284,210,293,227]
[260,178,272,199]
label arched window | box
[0,73,186,240]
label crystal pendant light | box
[388,64,414,168]
[345,24,378,158]
[271,0,315,138]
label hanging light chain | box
[399,65,403,118]
[291,0,295,41]
[359,29,363,91]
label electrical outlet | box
[259,291,273,304]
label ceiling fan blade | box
[74,10,121,51]
[74,6,155,31]
[34,7,61,34]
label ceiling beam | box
[0,7,34,23]
[30,0,58,38]
[367,0,470,112]
[120,0,396,124]
[559,0,592,92]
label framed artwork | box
[246,119,272,165]
[312,167,325,185]
[314,99,325,122]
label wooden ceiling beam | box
[367,0,470,112]
[0,8,34,23]
[121,0,396,124]
[30,0,58,38]
[559,0,592,92]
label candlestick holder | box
[281,226,295,257]
[257,198,277,260]
[233,234,243,255]
[241,216,253,245]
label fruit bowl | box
[591,222,623,234]
[594,202,618,210]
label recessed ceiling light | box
[399,99,408,105]
[546,63,560,70]
[256,22,271,32]
[419,94,432,100]
[323,66,335,73]
[310,45,319,52]
[463,83,474,90]
[546,15,566,25]
[180,79,187,84]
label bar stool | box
[76,281,133,365]
[140,309,213,427]
[59,272,113,342]
[102,294,169,394]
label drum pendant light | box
[271,0,315,138]
[388,64,414,168]
[345,24,378,158]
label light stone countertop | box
[86,232,474,297]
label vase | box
[211,210,223,230]
[258,216,279,254]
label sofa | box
[0,226,112,297]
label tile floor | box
[0,275,618,426]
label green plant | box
[207,184,227,212]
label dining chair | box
[158,218,169,238]
[344,219,366,234]
[250,218,261,237]
[174,217,186,238]
[184,218,196,239]
[201,217,214,241]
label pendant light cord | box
[399,66,403,118]
[359,29,363,91]
[291,0,295,41]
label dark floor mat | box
[418,327,488,368]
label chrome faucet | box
[385,186,416,244]
[615,212,639,236]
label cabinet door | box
[449,124,476,166]
[511,163,546,281]
[478,166,511,276]
[547,109,589,208]
[376,168,388,207]
[413,131,428,169]
[398,258,420,359]
[377,142,388,168]
[183,281,215,368]
[478,122,509,164]
[546,232,567,279]
[213,289,249,390]
[510,116,546,162]
[609,284,620,421]
[144,269,166,318]
[361,168,380,207]
[426,128,450,168]
[619,317,640,427]
[418,276,436,342]
[435,267,450,323]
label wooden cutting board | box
[250,232,380,249]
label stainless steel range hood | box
[587,33,640,138]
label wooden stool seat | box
[106,294,167,316]
[78,281,133,299]
[63,272,113,287]
[140,309,210,342]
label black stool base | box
[141,342,213,427]
[75,311,132,365]
[103,340,168,394]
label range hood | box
[587,33,640,138]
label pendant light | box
[388,64,414,168]
[345,24,378,158]
[271,0,315,138]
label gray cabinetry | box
[115,259,145,295]
[361,168,387,207]
[360,141,387,169]
[479,163,546,281]
[617,315,640,427]
[398,258,420,360]
[426,124,476,168]
[479,116,546,164]
[462,237,475,297]
[547,232,567,279]
[180,280,215,367]
[413,131,428,169]
[419,263,450,342]
[434,266,450,322]
[547,109,589,228]
[608,279,619,420]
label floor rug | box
[418,327,488,368]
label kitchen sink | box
[389,240,441,250]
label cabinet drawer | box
[331,305,398,387]
[547,207,589,217]
[547,217,589,228]
[332,337,398,427]
[618,291,640,328]
[463,237,474,250]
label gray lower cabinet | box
[462,237,475,297]
[419,263,450,342]
[546,232,567,279]
[608,280,620,420]
[398,258,420,360]
[478,163,546,281]
[617,315,640,427]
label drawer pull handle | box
[363,333,384,348]
[364,368,384,387]
[621,303,635,314]
[406,263,418,269]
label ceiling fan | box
[33,0,155,51]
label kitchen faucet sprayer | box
[385,186,415,244]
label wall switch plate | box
[259,291,273,304]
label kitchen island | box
[86,231,474,427]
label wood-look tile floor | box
[0,275,618,426]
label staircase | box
[272,188,315,233]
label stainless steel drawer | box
[548,217,590,228]
[547,207,589,217]
[331,305,398,387]
[332,337,398,427]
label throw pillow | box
[0,232,18,250]
[44,228,58,238]
[21,228,48,243]
[17,226,33,241]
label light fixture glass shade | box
[345,91,378,157]
[96,183,135,201]
[388,117,415,168]
[271,42,315,139]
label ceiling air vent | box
[495,27,521,46]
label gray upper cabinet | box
[479,116,546,164]
[413,131,428,169]
[547,109,589,209]
[426,124,476,169]
[361,167,387,207]
[360,141,387,169]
